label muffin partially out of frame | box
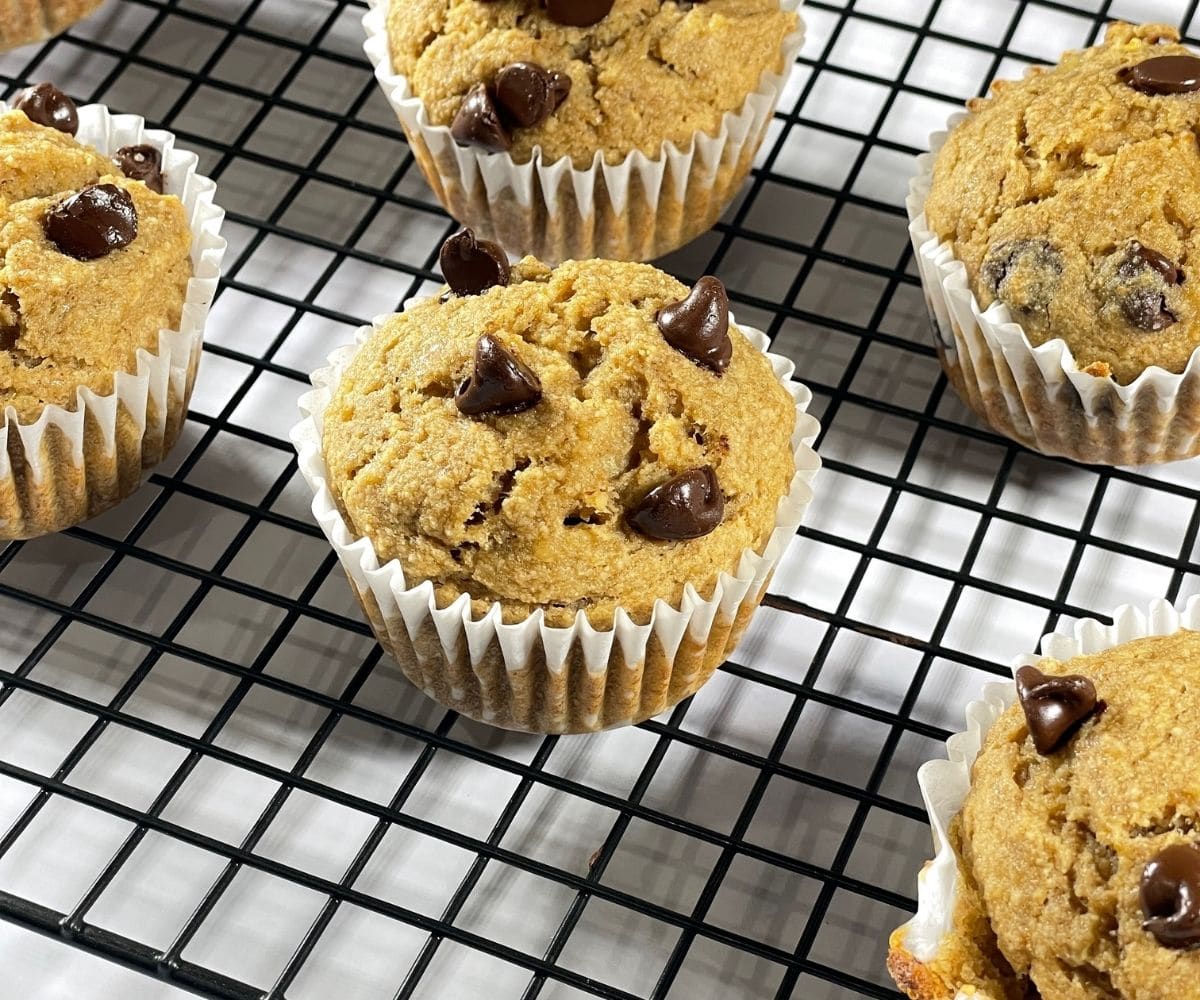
[295,235,820,733]
[910,22,1200,464]
[0,84,225,538]
[890,603,1200,1000]
[364,0,805,263]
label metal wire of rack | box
[2,0,1200,997]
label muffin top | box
[0,100,193,420]
[386,0,798,168]
[934,630,1200,1000]
[924,22,1200,385]
[1,0,105,52]
[321,251,796,628]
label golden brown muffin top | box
[937,630,1200,1000]
[0,0,106,53]
[321,256,797,628]
[925,23,1200,385]
[387,0,797,168]
[0,109,193,420]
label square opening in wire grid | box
[2,1,1200,1000]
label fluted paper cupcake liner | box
[888,596,1200,1000]
[908,110,1200,466]
[292,307,821,734]
[362,0,805,265]
[0,101,226,539]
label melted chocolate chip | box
[1121,55,1200,95]
[1102,241,1181,332]
[11,82,78,136]
[439,229,510,296]
[451,82,512,153]
[981,239,1063,315]
[1014,665,1100,756]
[494,62,572,128]
[1141,844,1200,949]
[657,276,732,375]
[627,465,725,541]
[456,335,542,417]
[43,184,138,261]
[543,0,615,27]
[113,144,164,194]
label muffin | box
[0,0,105,51]
[908,23,1200,465]
[362,0,804,263]
[890,600,1200,1000]
[0,85,225,538]
[294,234,820,732]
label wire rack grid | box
[1,0,1199,997]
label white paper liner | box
[362,0,806,264]
[292,304,821,734]
[908,107,1200,466]
[891,596,1200,1000]
[0,101,226,539]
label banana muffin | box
[321,244,797,628]
[925,23,1200,386]
[890,630,1200,1000]
[0,103,192,419]
[387,0,798,168]
[367,0,803,262]
[908,23,1200,463]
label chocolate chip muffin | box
[0,85,210,538]
[0,0,105,50]
[388,0,798,168]
[890,630,1200,1000]
[300,231,816,731]
[1,96,191,420]
[913,23,1200,464]
[322,238,796,627]
[927,22,1200,385]
[365,0,804,262]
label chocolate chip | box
[0,290,20,352]
[548,71,572,111]
[43,184,138,261]
[1121,55,1200,95]
[657,276,732,375]
[451,82,511,153]
[440,229,510,297]
[11,82,78,136]
[494,62,572,128]
[627,465,725,541]
[1015,665,1101,756]
[1101,241,1180,332]
[113,144,164,195]
[543,0,615,27]
[1128,242,1182,285]
[980,239,1063,315]
[456,335,542,417]
[1141,844,1200,949]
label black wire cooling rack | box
[3,1,1200,997]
